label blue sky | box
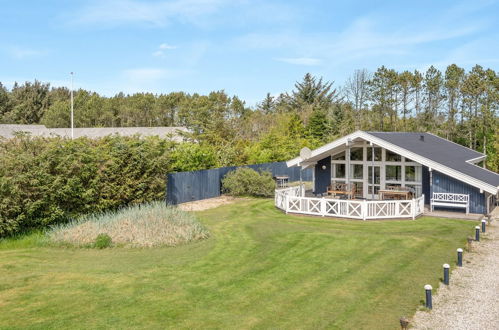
[1,0,499,106]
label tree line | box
[0,64,497,170]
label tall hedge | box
[0,135,217,237]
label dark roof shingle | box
[368,132,499,187]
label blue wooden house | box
[286,131,499,215]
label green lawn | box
[0,199,474,329]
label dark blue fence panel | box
[166,161,311,205]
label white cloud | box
[235,4,490,70]
[72,0,229,27]
[7,46,48,59]
[159,43,177,50]
[152,43,178,57]
[152,50,165,57]
[275,57,322,66]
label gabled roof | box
[287,130,499,195]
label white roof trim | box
[466,155,486,164]
[287,130,498,195]
[287,131,364,167]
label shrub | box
[94,233,112,249]
[0,135,220,237]
[48,201,209,248]
[222,167,275,197]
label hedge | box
[0,135,217,237]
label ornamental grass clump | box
[48,202,209,248]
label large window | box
[405,166,421,182]
[350,147,363,161]
[367,147,382,161]
[334,164,345,178]
[368,166,380,184]
[353,182,363,198]
[350,164,363,179]
[386,150,401,162]
[386,165,402,181]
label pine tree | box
[291,73,337,109]
[258,93,275,114]
[444,64,465,139]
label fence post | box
[285,194,289,214]
[321,198,326,216]
[412,199,416,220]
[362,200,367,221]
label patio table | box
[379,189,412,200]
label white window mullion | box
[380,148,386,190]
[363,144,368,198]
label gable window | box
[350,147,363,161]
[332,151,345,160]
[386,150,401,162]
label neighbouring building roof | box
[0,124,190,142]
[287,130,499,195]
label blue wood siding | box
[432,171,486,214]
[314,156,331,195]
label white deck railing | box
[275,186,425,220]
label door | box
[368,165,381,199]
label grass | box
[48,202,209,248]
[0,199,475,329]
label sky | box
[1,0,499,106]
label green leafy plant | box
[94,233,112,249]
[222,167,275,197]
[0,135,219,238]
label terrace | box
[275,185,425,220]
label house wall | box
[431,171,486,214]
[314,156,331,195]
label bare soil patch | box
[178,196,242,211]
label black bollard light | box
[424,284,432,309]
[481,219,486,233]
[443,264,450,285]
[457,248,463,267]
[475,226,480,242]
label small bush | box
[222,167,275,197]
[48,201,209,248]
[94,233,112,249]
